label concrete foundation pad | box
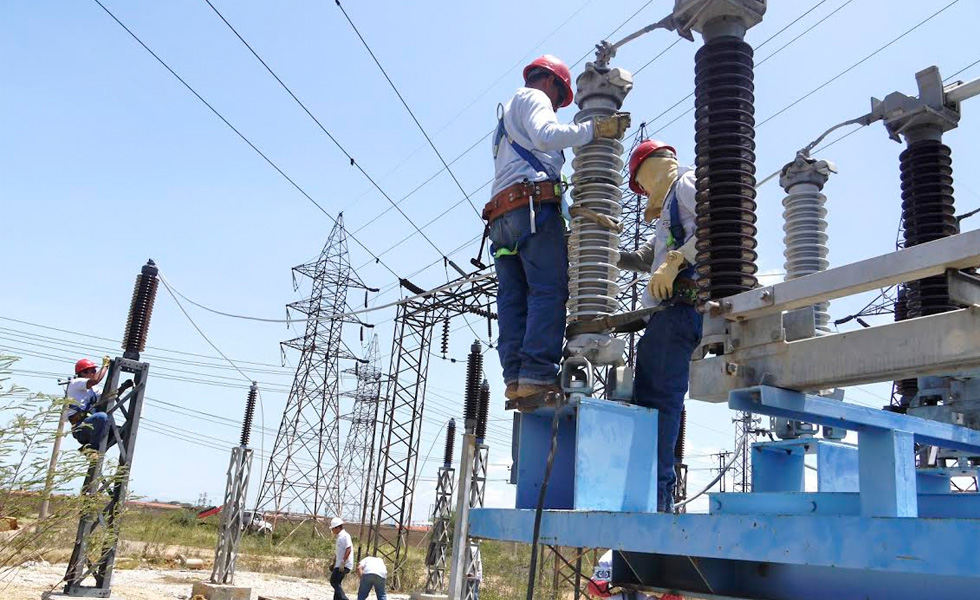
[410,594,448,600]
[192,580,251,600]
[42,593,125,600]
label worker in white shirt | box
[466,543,483,599]
[330,517,354,600]
[67,357,114,452]
[486,54,631,406]
[356,555,387,600]
[619,140,702,514]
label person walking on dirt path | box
[330,517,353,600]
[356,555,387,600]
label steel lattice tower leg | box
[362,301,435,589]
[338,335,383,524]
[254,215,373,525]
[424,420,456,594]
[209,383,258,586]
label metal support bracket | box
[948,268,980,306]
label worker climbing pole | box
[63,259,158,597]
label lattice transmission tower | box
[338,334,383,524]
[254,215,372,522]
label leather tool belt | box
[482,180,561,223]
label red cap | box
[628,139,677,195]
[524,55,574,108]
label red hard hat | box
[524,55,574,108]
[75,358,97,375]
[628,139,677,195]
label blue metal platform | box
[471,386,980,599]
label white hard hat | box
[330,517,344,529]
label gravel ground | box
[3,563,411,600]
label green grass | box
[10,506,590,599]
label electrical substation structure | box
[254,215,376,524]
[360,272,497,588]
[423,419,456,595]
[62,260,159,598]
[467,2,980,599]
[191,383,259,600]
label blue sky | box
[2,0,979,517]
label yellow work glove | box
[593,112,632,140]
[648,251,685,301]
[637,155,679,222]
[102,355,111,368]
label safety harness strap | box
[665,180,696,280]
[494,115,558,181]
[491,109,564,258]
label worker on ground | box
[355,555,387,600]
[587,549,680,600]
[67,356,115,452]
[330,517,353,600]
[620,140,702,513]
[486,54,631,404]
[466,542,483,599]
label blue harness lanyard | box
[665,179,696,280]
[491,109,563,258]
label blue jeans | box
[356,573,386,600]
[331,567,350,600]
[632,303,702,511]
[490,205,568,386]
[72,412,116,450]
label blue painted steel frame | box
[473,388,980,599]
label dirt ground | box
[3,563,411,600]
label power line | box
[202,0,461,267]
[334,0,602,218]
[757,0,961,128]
[333,0,483,224]
[343,0,839,270]
[338,0,671,265]
[156,267,494,326]
[635,0,859,143]
[89,0,401,282]
[0,338,291,391]
[569,0,659,68]
[0,316,288,370]
[945,56,980,82]
[0,328,291,377]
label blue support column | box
[858,429,917,517]
[514,398,659,512]
[752,443,805,492]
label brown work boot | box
[513,382,563,399]
[504,382,520,400]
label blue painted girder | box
[468,508,980,579]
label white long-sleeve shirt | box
[491,87,594,196]
[640,166,698,308]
